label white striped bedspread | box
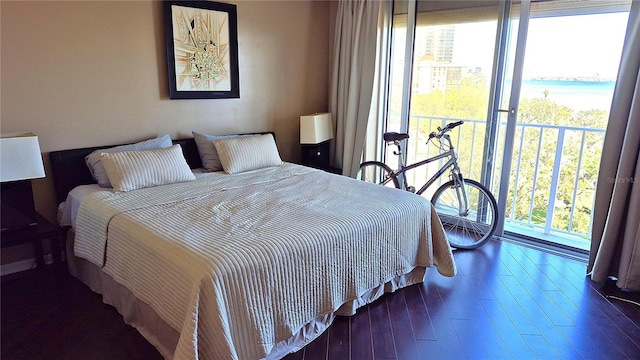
[74,162,456,360]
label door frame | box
[491,0,532,236]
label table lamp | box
[300,113,333,168]
[1,132,46,232]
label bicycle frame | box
[390,134,470,216]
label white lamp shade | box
[0,132,46,182]
[300,113,334,144]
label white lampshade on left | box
[1,132,46,231]
[0,132,46,182]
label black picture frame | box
[164,1,239,99]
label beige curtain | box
[330,0,391,177]
[588,1,640,291]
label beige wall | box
[0,0,331,265]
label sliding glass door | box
[384,0,515,236]
[372,0,631,250]
[496,1,630,250]
[387,0,502,198]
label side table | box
[301,141,331,169]
[1,213,62,270]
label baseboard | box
[1,254,53,276]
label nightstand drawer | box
[301,142,331,169]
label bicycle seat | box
[383,132,410,142]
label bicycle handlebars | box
[444,120,465,131]
[429,120,465,139]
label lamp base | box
[1,180,38,232]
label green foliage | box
[410,78,490,122]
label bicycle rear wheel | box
[357,161,400,189]
[431,179,498,249]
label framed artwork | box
[164,1,239,99]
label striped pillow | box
[214,134,282,174]
[101,144,196,192]
[85,134,173,187]
[192,131,255,172]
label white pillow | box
[85,134,173,187]
[101,144,196,192]
[214,134,282,174]
[192,131,255,172]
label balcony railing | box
[387,114,605,249]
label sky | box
[452,11,629,81]
[523,12,629,80]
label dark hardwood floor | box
[2,239,639,359]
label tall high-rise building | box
[414,25,454,63]
[435,27,455,63]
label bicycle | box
[357,120,498,249]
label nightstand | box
[301,141,331,169]
[1,212,62,270]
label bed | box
[48,132,456,360]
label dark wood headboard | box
[48,132,274,205]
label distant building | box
[415,26,454,63]
[412,25,455,93]
[412,25,485,94]
[414,63,460,93]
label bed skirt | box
[65,230,428,359]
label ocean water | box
[519,80,616,112]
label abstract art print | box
[164,1,239,99]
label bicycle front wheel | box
[431,179,498,250]
[357,161,400,189]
